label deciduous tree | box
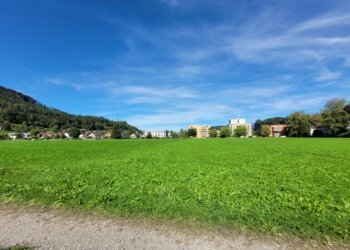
[260,125,270,137]
[286,111,310,137]
[234,126,248,137]
[69,127,81,139]
[209,128,218,138]
[219,127,231,138]
[179,129,185,138]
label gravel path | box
[0,205,342,250]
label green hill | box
[0,85,138,131]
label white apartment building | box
[228,118,253,137]
[188,125,211,138]
[144,130,170,138]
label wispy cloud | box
[314,68,341,82]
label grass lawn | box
[0,138,349,242]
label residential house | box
[228,118,253,137]
[103,131,112,139]
[310,126,332,136]
[8,133,17,140]
[21,133,32,139]
[0,124,3,130]
[187,125,210,138]
[89,132,102,139]
[79,134,89,140]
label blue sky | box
[1,0,350,131]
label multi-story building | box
[144,130,170,138]
[264,124,288,137]
[228,118,253,137]
[188,125,211,138]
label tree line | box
[255,98,350,137]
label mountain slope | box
[0,86,138,131]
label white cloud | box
[292,14,350,33]
[314,68,341,82]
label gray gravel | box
[0,205,341,250]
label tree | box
[188,127,197,138]
[209,128,218,138]
[322,98,350,135]
[324,98,347,112]
[322,109,349,135]
[179,129,185,138]
[146,132,152,139]
[260,125,271,137]
[30,128,40,137]
[111,122,122,139]
[234,126,248,137]
[69,127,81,139]
[308,113,324,128]
[286,111,310,137]
[3,121,11,130]
[219,127,232,138]
[170,131,178,138]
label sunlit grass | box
[0,138,349,242]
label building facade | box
[262,124,288,137]
[188,125,211,138]
[144,130,170,138]
[228,118,253,137]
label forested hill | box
[0,86,139,131]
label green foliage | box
[321,98,350,135]
[0,139,349,243]
[30,128,40,137]
[69,127,81,139]
[219,127,231,138]
[3,121,12,130]
[260,125,270,137]
[170,131,178,138]
[286,111,310,137]
[188,127,197,137]
[209,128,218,138]
[234,125,247,137]
[111,122,122,139]
[146,132,152,139]
[179,129,185,138]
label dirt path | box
[0,205,343,250]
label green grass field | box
[0,138,349,242]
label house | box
[89,132,102,139]
[79,134,89,140]
[130,133,137,139]
[0,124,3,130]
[21,133,32,139]
[228,118,253,137]
[8,133,17,140]
[143,131,170,138]
[262,124,288,137]
[187,126,210,138]
[103,131,112,139]
[310,126,332,136]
